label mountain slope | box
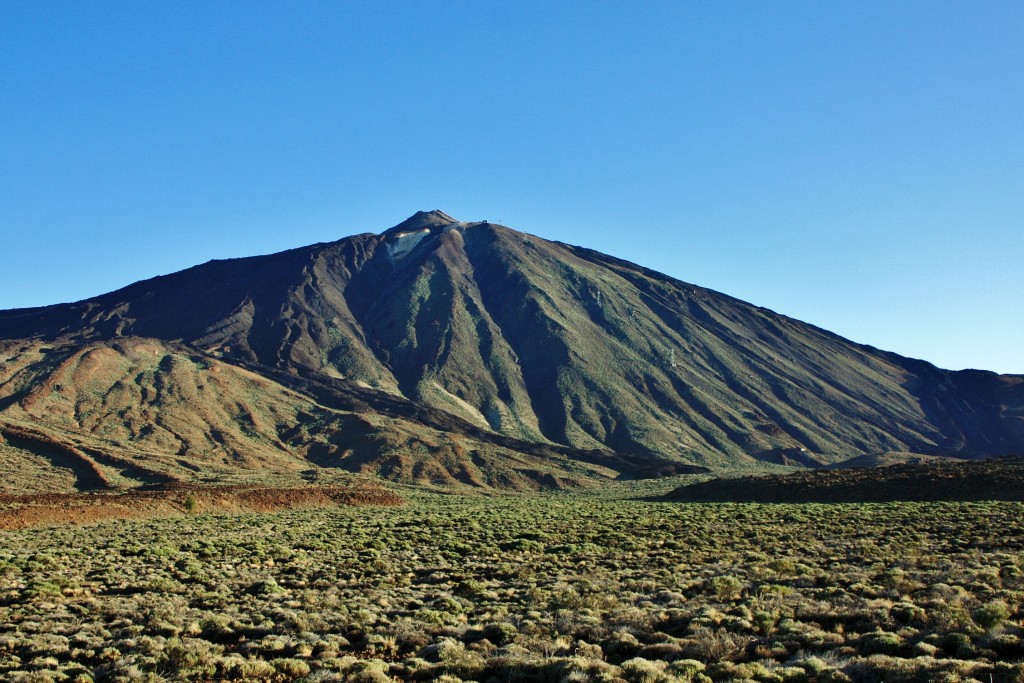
[667,456,1024,503]
[1,210,1021,488]
[0,337,630,492]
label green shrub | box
[159,638,221,678]
[225,658,277,679]
[620,657,670,683]
[708,575,743,601]
[775,667,809,683]
[861,631,902,655]
[271,657,311,679]
[972,600,1010,629]
[666,659,707,682]
[795,656,829,675]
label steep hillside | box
[0,338,630,492]
[1,211,1021,487]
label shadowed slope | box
[666,456,1024,503]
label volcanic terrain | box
[1,211,1021,492]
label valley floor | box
[1,489,1023,682]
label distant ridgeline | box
[667,456,1024,503]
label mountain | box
[1,210,1021,491]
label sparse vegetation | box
[2,490,1023,681]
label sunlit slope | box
[1,211,1020,467]
[0,338,616,492]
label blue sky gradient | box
[1,1,1021,372]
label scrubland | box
[1,488,1023,682]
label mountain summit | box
[0,211,1021,492]
[382,209,461,235]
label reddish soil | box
[0,483,404,531]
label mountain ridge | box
[1,211,1021,491]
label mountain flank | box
[666,456,1024,503]
[1,211,1021,491]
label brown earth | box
[666,455,1024,503]
[0,337,639,493]
[0,483,403,531]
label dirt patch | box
[0,483,403,531]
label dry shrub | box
[552,656,620,683]
[685,627,748,661]
[619,657,670,683]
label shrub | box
[708,575,743,601]
[753,610,779,635]
[271,657,311,679]
[620,657,670,683]
[554,656,620,683]
[940,631,976,658]
[687,627,748,661]
[159,638,221,678]
[481,622,519,646]
[775,667,809,683]
[972,600,1010,630]
[346,659,394,683]
[795,656,829,675]
[860,631,902,655]
[666,659,707,682]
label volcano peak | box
[383,210,459,236]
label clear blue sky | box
[1,1,1021,373]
